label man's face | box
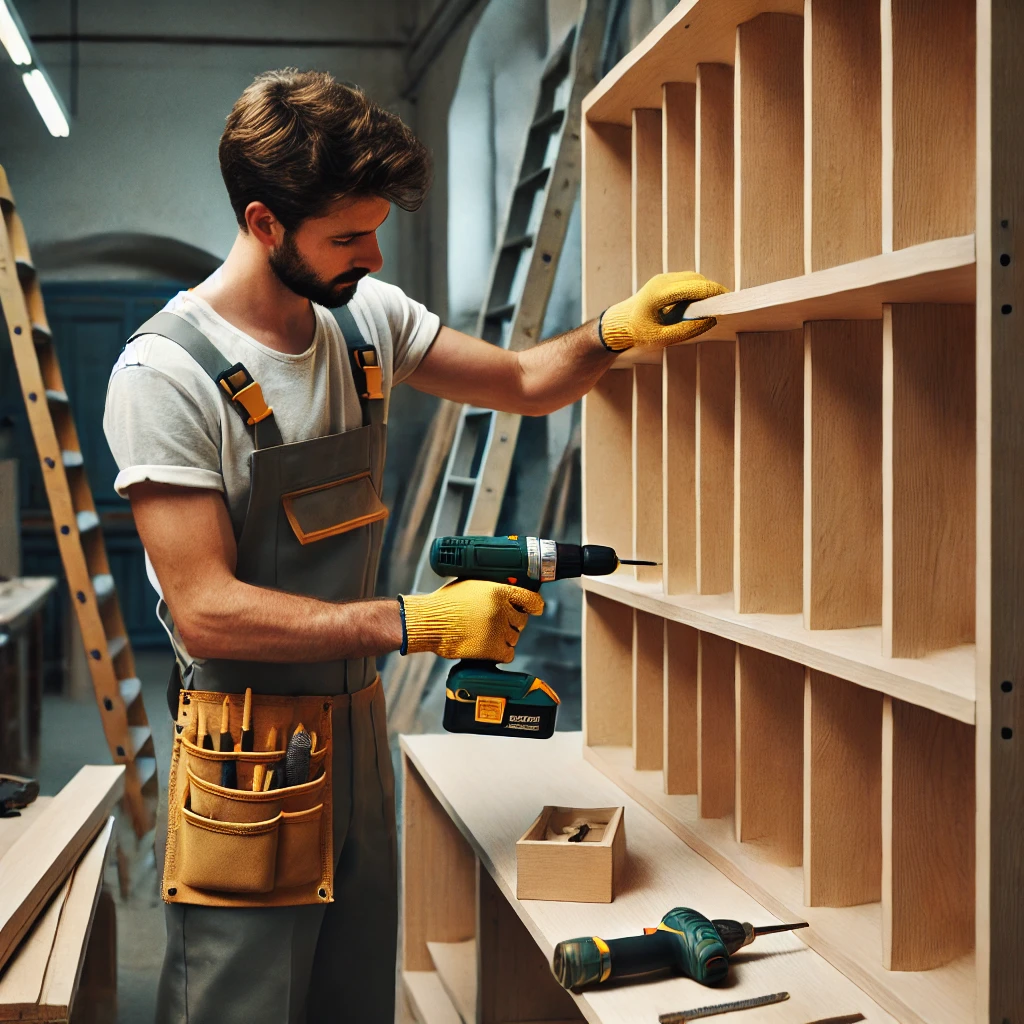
[268,195,389,308]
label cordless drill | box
[429,535,655,739]
[551,907,808,990]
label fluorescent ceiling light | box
[22,69,69,137]
[0,0,31,65]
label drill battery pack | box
[442,660,560,740]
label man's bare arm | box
[406,321,616,416]
[130,482,403,662]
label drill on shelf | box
[428,535,655,739]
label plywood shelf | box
[581,575,975,724]
[583,743,973,1024]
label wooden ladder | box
[0,165,158,841]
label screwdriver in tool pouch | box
[219,696,237,789]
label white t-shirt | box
[103,275,440,595]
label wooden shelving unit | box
[579,2,1022,1023]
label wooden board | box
[631,364,662,582]
[403,971,461,1024]
[661,82,695,273]
[582,592,633,748]
[631,108,662,292]
[695,63,734,290]
[663,620,698,795]
[735,646,804,865]
[882,304,975,657]
[803,320,883,630]
[662,346,696,594]
[734,13,804,289]
[632,609,663,771]
[805,0,882,271]
[804,673,882,908]
[697,630,735,819]
[582,370,632,557]
[734,330,804,613]
[426,940,475,1024]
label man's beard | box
[268,232,368,308]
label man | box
[103,69,723,1024]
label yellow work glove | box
[398,580,544,664]
[599,271,728,351]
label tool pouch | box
[162,689,333,907]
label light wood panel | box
[663,345,696,594]
[695,341,734,595]
[698,631,736,819]
[426,940,474,1024]
[664,620,698,795]
[695,64,734,290]
[882,698,975,971]
[582,121,631,320]
[582,369,632,555]
[735,330,804,613]
[882,0,975,252]
[735,646,804,865]
[804,0,882,272]
[582,592,633,748]
[631,108,662,292]
[882,304,975,657]
[803,320,883,630]
[632,609,663,771]
[632,364,662,582]
[734,13,804,288]
[662,82,695,273]
[402,758,476,972]
[804,672,882,907]
[403,971,461,1024]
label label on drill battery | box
[474,695,506,724]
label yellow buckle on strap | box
[354,349,384,401]
[220,378,273,426]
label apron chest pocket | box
[179,802,281,894]
[281,471,387,545]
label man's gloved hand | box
[398,580,544,663]
[599,271,728,351]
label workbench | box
[401,731,894,1024]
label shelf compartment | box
[582,369,632,557]
[735,330,804,613]
[698,630,736,818]
[632,609,663,771]
[426,940,475,1024]
[735,646,804,865]
[804,320,883,630]
[883,304,975,658]
[631,107,662,290]
[582,591,633,748]
[663,345,696,594]
[580,575,975,725]
[695,63,734,290]
[734,13,804,289]
[883,698,975,972]
[805,0,882,271]
[804,671,883,908]
[664,619,698,795]
[632,364,662,582]
[695,340,735,594]
[661,82,695,273]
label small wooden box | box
[515,805,625,903]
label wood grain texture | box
[583,592,633,748]
[882,304,975,657]
[402,757,476,972]
[698,631,736,819]
[803,320,883,630]
[632,364,663,583]
[662,82,696,273]
[804,672,882,907]
[735,646,804,865]
[663,345,697,594]
[735,14,804,288]
[735,330,804,613]
[582,121,632,320]
[695,64,735,290]
[632,108,663,292]
[633,610,664,771]
[426,940,475,1024]
[805,0,882,272]
[664,620,698,796]
[696,341,735,595]
[883,0,975,252]
[882,698,975,971]
[582,369,632,555]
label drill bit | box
[659,991,789,1022]
[618,559,661,566]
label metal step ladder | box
[0,165,158,840]
[409,0,607,594]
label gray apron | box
[129,308,398,1024]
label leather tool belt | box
[163,688,334,907]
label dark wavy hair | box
[219,69,432,230]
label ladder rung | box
[502,234,534,253]
[135,756,158,789]
[107,635,128,661]
[447,476,476,487]
[76,510,100,533]
[16,259,35,285]
[128,725,152,758]
[62,450,84,469]
[32,323,51,345]
[92,573,115,602]
[45,388,68,405]
[531,109,564,134]
[119,677,142,706]
[516,166,551,193]
[484,302,516,322]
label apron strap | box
[335,305,385,428]
[129,311,285,450]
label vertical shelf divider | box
[582,592,633,749]
[582,370,632,554]
[664,619,698,795]
[663,345,696,594]
[631,107,662,292]
[633,609,664,771]
[662,81,695,273]
[633,364,663,583]
[695,63,734,290]
[697,631,736,819]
